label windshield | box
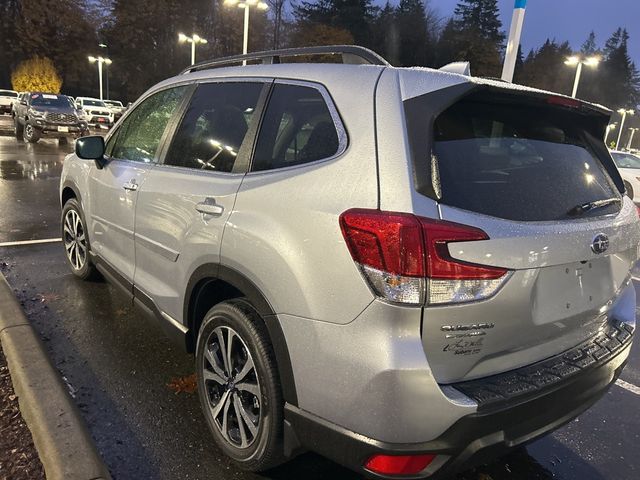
[432,99,620,221]
[612,152,640,169]
[83,99,106,107]
[30,94,73,108]
[0,90,18,98]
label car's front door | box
[88,85,189,283]
[132,80,268,323]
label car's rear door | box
[88,85,189,283]
[408,90,640,383]
[132,79,269,324]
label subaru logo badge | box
[591,233,609,255]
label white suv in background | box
[611,150,640,203]
[0,89,19,115]
[75,97,114,129]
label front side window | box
[612,152,640,169]
[252,84,341,171]
[110,86,187,163]
[164,82,262,172]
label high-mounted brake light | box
[340,209,510,305]
[546,95,581,109]
[364,454,436,476]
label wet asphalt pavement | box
[0,114,639,480]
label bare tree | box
[267,0,287,49]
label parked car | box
[60,46,638,479]
[75,97,113,129]
[103,99,126,121]
[13,92,88,144]
[0,89,19,114]
[611,150,640,202]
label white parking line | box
[0,238,62,247]
[616,379,640,396]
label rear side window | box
[252,84,340,171]
[432,100,620,221]
[612,152,640,169]
[164,82,262,172]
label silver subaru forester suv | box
[60,46,639,478]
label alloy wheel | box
[202,326,262,449]
[63,209,87,270]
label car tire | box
[196,299,285,472]
[23,123,40,143]
[61,198,98,280]
[14,118,23,140]
[58,137,69,145]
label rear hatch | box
[414,88,640,383]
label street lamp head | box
[88,56,97,63]
[223,0,239,4]
[258,1,269,9]
[192,33,200,42]
[200,38,208,44]
[245,0,258,5]
[98,43,107,48]
[565,56,580,66]
[584,56,600,67]
[618,108,635,115]
[104,58,112,65]
[178,33,188,43]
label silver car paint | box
[60,63,638,447]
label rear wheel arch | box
[185,264,298,406]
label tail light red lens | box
[340,209,510,305]
[364,453,436,476]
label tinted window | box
[164,82,262,172]
[252,84,340,171]
[612,152,640,169]
[432,100,620,221]
[111,86,187,163]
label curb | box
[0,272,112,480]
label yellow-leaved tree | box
[11,57,63,93]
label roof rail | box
[180,45,390,75]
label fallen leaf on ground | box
[38,292,61,303]
[167,374,197,394]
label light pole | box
[223,0,269,66]
[502,0,528,82]
[616,108,635,150]
[98,43,109,99]
[565,55,600,98]
[88,56,112,100]
[605,123,617,145]
[178,33,208,65]
[627,128,639,151]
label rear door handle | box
[195,199,224,216]
[123,180,138,191]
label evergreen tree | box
[599,28,640,108]
[437,0,504,77]
[581,31,598,56]
[294,0,376,46]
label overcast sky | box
[431,0,640,64]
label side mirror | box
[76,136,106,169]
[20,100,27,106]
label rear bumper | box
[284,321,633,479]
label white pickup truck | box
[0,89,19,115]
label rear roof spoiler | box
[439,62,471,76]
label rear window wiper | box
[567,197,621,217]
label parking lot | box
[0,114,639,480]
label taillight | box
[364,453,436,476]
[340,209,510,306]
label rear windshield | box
[30,94,73,108]
[0,90,17,97]
[612,152,640,169]
[433,100,620,221]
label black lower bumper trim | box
[284,329,632,479]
